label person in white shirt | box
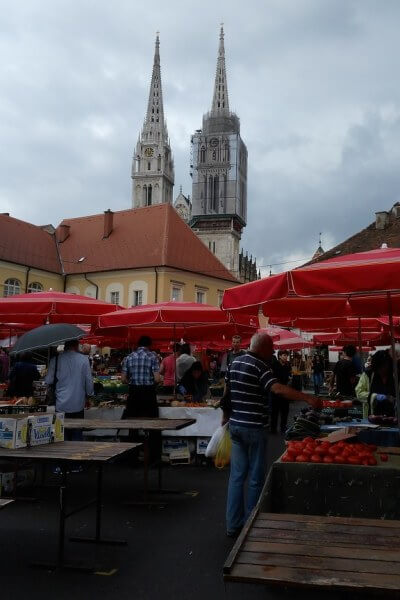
[45,339,93,440]
[175,343,196,382]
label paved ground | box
[0,402,379,600]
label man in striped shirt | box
[225,332,322,536]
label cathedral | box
[131,29,258,283]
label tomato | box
[311,454,322,463]
[368,456,378,466]
[328,446,338,456]
[303,437,314,444]
[296,454,309,462]
[302,448,313,458]
[321,442,330,450]
[334,455,347,464]
[379,453,389,462]
[282,452,294,462]
[347,455,361,465]
[314,446,326,455]
[323,455,334,463]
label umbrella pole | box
[173,323,177,399]
[357,317,363,368]
[387,292,400,428]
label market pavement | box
[0,402,379,600]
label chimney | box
[56,224,70,243]
[375,211,389,230]
[103,209,113,238]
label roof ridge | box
[60,204,168,224]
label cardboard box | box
[52,412,64,443]
[196,437,210,455]
[28,414,53,446]
[0,416,28,449]
[0,468,35,497]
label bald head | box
[250,332,274,361]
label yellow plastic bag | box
[214,426,232,469]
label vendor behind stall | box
[356,350,396,416]
[178,361,209,402]
[330,345,357,397]
[8,352,40,398]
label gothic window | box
[147,162,151,170]
[143,186,147,206]
[157,154,161,171]
[200,146,206,162]
[147,185,152,206]
[212,150,216,160]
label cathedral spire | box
[211,25,230,115]
[145,32,165,131]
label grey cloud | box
[1,0,400,272]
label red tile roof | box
[0,214,61,273]
[58,204,237,282]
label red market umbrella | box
[0,291,120,325]
[263,326,313,350]
[98,301,237,328]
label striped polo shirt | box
[228,352,277,428]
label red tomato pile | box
[281,437,384,466]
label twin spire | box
[211,26,230,115]
[143,27,230,128]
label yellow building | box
[0,204,238,307]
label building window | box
[195,290,205,304]
[28,282,43,293]
[147,185,152,206]
[147,162,151,171]
[110,291,120,305]
[3,278,21,297]
[200,146,206,163]
[133,290,143,306]
[171,286,182,302]
[217,290,224,307]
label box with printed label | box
[52,412,64,442]
[28,414,53,446]
[0,416,28,449]
[196,437,211,455]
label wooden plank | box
[64,418,196,431]
[226,563,400,592]
[243,540,400,563]
[0,498,14,509]
[258,511,400,530]
[0,441,141,462]
[255,517,400,537]
[247,527,400,548]
[237,550,400,575]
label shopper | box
[159,344,179,393]
[122,336,161,458]
[175,343,196,382]
[312,354,325,396]
[330,345,357,397]
[8,352,40,398]
[178,361,209,402]
[45,340,93,440]
[223,332,323,537]
[270,350,292,434]
[356,350,396,416]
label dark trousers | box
[65,409,84,441]
[270,395,289,434]
[124,385,160,462]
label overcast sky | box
[1,0,400,274]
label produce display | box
[281,437,390,465]
[285,408,321,440]
[368,415,398,427]
[322,400,353,409]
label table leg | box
[70,464,127,545]
[124,434,167,508]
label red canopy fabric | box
[263,327,313,350]
[222,248,400,318]
[0,292,120,325]
[97,302,257,328]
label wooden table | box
[0,441,141,571]
[64,418,196,505]
[224,511,400,594]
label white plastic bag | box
[205,423,228,458]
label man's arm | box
[270,382,323,410]
[44,358,55,385]
[84,358,94,396]
[152,355,161,384]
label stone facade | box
[174,187,192,223]
[131,35,174,208]
[190,27,250,279]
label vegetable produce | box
[282,439,383,466]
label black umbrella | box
[10,324,86,355]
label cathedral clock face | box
[210,138,218,147]
[144,147,154,157]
